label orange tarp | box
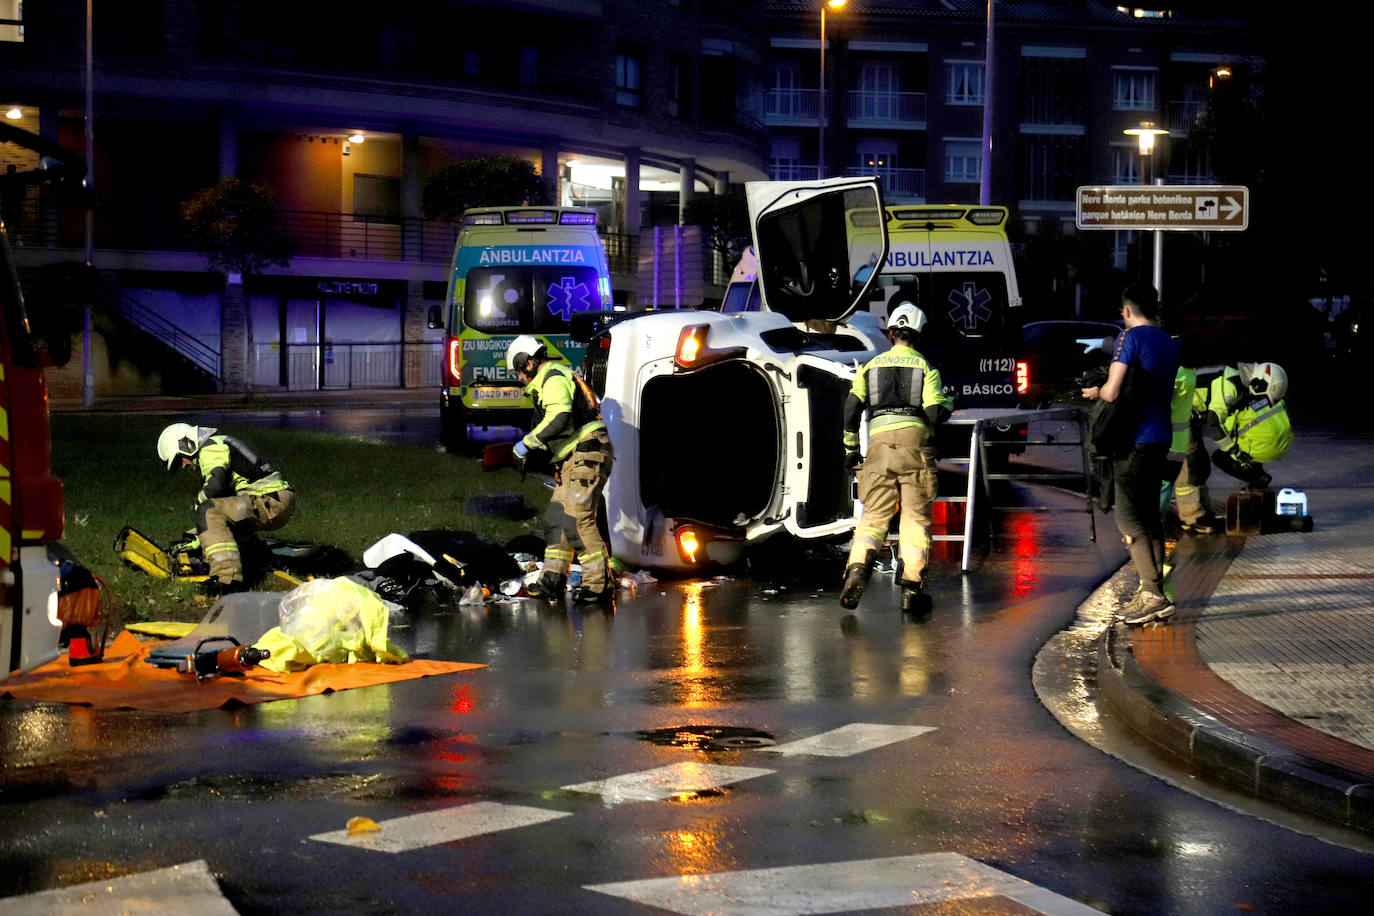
[1,631,485,714]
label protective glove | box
[844,449,862,471]
[513,440,530,459]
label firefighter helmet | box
[887,303,928,335]
[505,334,547,375]
[157,423,214,471]
[1243,361,1288,404]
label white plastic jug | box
[1275,488,1308,517]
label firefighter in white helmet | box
[839,303,954,615]
[505,335,615,604]
[157,423,296,590]
[1177,361,1292,527]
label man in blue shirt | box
[1082,284,1181,625]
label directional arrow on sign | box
[1222,196,1243,221]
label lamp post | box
[1124,121,1170,296]
[818,0,846,179]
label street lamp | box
[1123,121,1170,298]
[818,0,846,179]
[1123,120,1168,185]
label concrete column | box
[217,107,238,179]
[541,142,560,203]
[402,279,428,389]
[714,171,730,195]
[623,147,641,236]
[401,127,422,262]
[678,157,695,225]
[219,275,249,392]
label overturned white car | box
[580,178,893,571]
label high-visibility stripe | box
[1236,401,1286,438]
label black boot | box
[839,564,871,609]
[573,583,613,605]
[900,580,930,617]
[527,571,567,600]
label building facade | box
[1,0,770,393]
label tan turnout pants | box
[848,424,938,584]
[201,489,297,584]
[542,430,614,591]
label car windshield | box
[461,266,602,334]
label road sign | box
[1076,185,1248,231]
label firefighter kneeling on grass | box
[506,335,615,604]
[157,424,297,590]
[839,304,954,615]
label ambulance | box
[429,206,612,451]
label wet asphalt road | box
[3,408,1373,914]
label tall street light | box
[1124,121,1169,296]
[818,0,846,179]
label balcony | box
[844,166,925,202]
[846,91,927,129]
[765,88,821,125]
[768,163,821,181]
[1168,99,1207,137]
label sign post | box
[1076,184,1249,304]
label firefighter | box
[157,423,296,589]
[506,335,616,604]
[839,304,954,614]
[1187,361,1291,501]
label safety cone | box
[62,625,104,667]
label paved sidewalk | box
[1097,425,1374,834]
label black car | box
[1017,319,1121,408]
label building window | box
[1022,135,1083,202]
[1022,55,1085,125]
[353,174,401,223]
[2,1,23,42]
[1111,145,1141,185]
[945,139,982,183]
[855,62,899,119]
[616,46,643,107]
[518,45,539,88]
[946,61,985,105]
[669,56,690,118]
[1113,68,1157,111]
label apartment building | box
[764,0,1260,284]
[1,0,769,393]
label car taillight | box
[1015,360,1029,394]
[447,338,462,386]
[674,324,746,370]
[676,526,703,564]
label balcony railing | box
[768,163,821,181]
[847,90,927,127]
[844,166,925,201]
[765,88,821,122]
[1168,99,1207,136]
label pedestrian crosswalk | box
[309,800,572,853]
[585,853,1105,916]
[2,720,1100,914]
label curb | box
[1095,622,1374,836]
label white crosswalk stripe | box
[309,801,571,853]
[0,860,239,915]
[561,762,775,803]
[584,852,1104,915]
[769,722,936,757]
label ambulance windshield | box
[462,265,603,334]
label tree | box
[181,178,291,392]
[682,186,751,276]
[180,177,292,277]
[422,156,552,221]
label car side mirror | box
[745,177,888,326]
[427,304,443,330]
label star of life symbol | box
[546,276,591,321]
[947,282,993,330]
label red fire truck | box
[0,123,85,680]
